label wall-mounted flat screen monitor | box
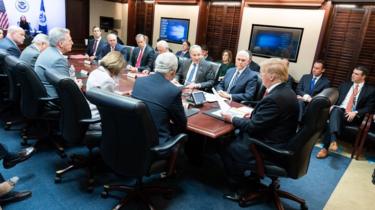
[159,17,190,44]
[100,16,114,31]
[249,24,304,62]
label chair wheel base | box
[101,191,108,198]
[301,203,308,210]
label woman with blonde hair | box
[86,51,126,121]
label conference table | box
[69,57,239,139]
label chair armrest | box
[0,73,7,78]
[79,117,101,125]
[151,133,188,153]
[248,137,294,157]
[39,96,60,103]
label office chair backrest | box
[253,73,265,101]
[286,88,338,179]
[86,88,158,177]
[124,45,135,61]
[0,49,7,73]
[209,61,221,85]
[15,59,48,118]
[45,70,91,145]
[3,55,21,102]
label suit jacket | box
[85,37,106,57]
[232,83,299,146]
[0,37,21,57]
[34,47,70,97]
[248,61,260,72]
[20,44,40,69]
[129,45,155,72]
[175,58,215,89]
[132,72,187,145]
[296,74,330,97]
[336,81,375,118]
[97,43,129,61]
[216,67,258,102]
[176,50,190,59]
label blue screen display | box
[255,32,292,50]
[160,18,190,44]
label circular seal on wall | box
[15,0,30,13]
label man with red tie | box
[317,66,375,158]
[85,26,106,61]
[128,34,155,74]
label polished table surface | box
[69,58,237,139]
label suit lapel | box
[356,83,367,106]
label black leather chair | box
[241,73,265,107]
[45,70,101,190]
[352,114,375,159]
[0,50,9,101]
[209,61,221,86]
[86,87,187,210]
[10,57,60,145]
[239,88,339,210]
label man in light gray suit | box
[174,45,215,90]
[34,27,74,98]
[20,34,49,69]
[0,25,25,57]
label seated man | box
[128,34,155,74]
[85,26,106,61]
[96,33,128,62]
[317,66,375,158]
[20,34,50,69]
[216,50,258,102]
[132,52,187,145]
[296,60,330,120]
[174,45,215,90]
[221,58,299,200]
[0,25,25,57]
[151,40,173,70]
[201,44,213,61]
[247,51,260,72]
[0,143,35,204]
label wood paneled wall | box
[127,0,154,46]
[319,5,375,87]
[66,0,90,51]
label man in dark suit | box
[128,34,155,74]
[201,44,213,61]
[174,45,215,90]
[296,60,331,120]
[132,52,187,145]
[96,33,128,62]
[216,50,258,102]
[20,34,49,69]
[317,66,375,158]
[0,25,25,57]
[176,40,190,59]
[247,51,260,72]
[221,58,299,200]
[85,26,106,61]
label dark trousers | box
[298,100,307,122]
[322,107,361,149]
[0,143,12,183]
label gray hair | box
[189,45,202,53]
[7,25,24,36]
[237,50,250,60]
[32,34,49,45]
[135,33,145,41]
[154,52,178,74]
[156,40,169,51]
[48,27,70,47]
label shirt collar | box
[266,82,282,93]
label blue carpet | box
[0,125,351,210]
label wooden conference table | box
[69,57,239,139]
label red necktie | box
[135,48,144,68]
[263,90,269,98]
[345,84,359,112]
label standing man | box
[85,26,106,61]
[34,27,74,98]
[296,60,330,120]
[0,26,25,57]
[96,33,128,62]
[216,50,258,102]
[221,58,299,200]
[174,45,215,90]
[128,34,155,74]
[132,52,187,145]
[20,34,49,69]
[317,66,375,158]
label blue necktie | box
[309,77,316,95]
[185,64,197,85]
[227,71,240,92]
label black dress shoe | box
[0,191,32,204]
[372,168,375,185]
[223,192,241,202]
[3,147,35,169]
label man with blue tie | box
[216,50,258,102]
[0,25,25,57]
[317,66,375,158]
[296,60,330,120]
